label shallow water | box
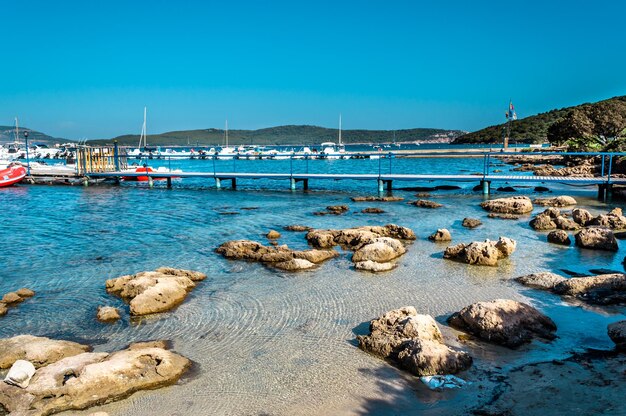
[1,157,624,415]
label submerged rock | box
[352,237,406,263]
[575,228,618,251]
[351,196,404,202]
[443,237,516,266]
[15,288,35,298]
[608,320,626,350]
[272,258,317,271]
[266,230,281,239]
[428,229,451,242]
[533,196,577,207]
[0,341,190,416]
[0,335,90,369]
[409,199,443,209]
[283,224,313,232]
[547,230,571,245]
[357,307,472,376]
[448,299,557,348]
[354,260,397,272]
[487,213,520,220]
[462,218,482,228]
[361,207,385,214]
[106,267,207,316]
[480,196,533,215]
[515,272,567,290]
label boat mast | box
[14,117,19,144]
[225,119,229,148]
[338,114,342,145]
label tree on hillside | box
[547,108,594,147]
[585,100,626,144]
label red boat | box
[0,165,27,188]
[122,166,168,182]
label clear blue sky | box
[2,0,625,139]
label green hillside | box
[0,125,63,144]
[453,96,626,144]
[89,125,465,147]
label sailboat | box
[320,114,346,160]
[128,107,149,158]
[217,119,236,160]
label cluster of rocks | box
[0,335,189,416]
[480,196,533,215]
[443,237,517,266]
[409,199,443,209]
[533,195,577,207]
[351,196,404,202]
[516,271,626,305]
[357,307,472,376]
[305,224,415,272]
[361,207,385,214]
[283,224,313,232]
[105,267,207,316]
[533,161,597,177]
[530,207,622,251]
[313,205,349,215]
[216,240,338,271]
[358,299,559,378]
[0,288,35,317]
[488,213,520,220]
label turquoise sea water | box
[0,156,624,415]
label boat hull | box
[0,165,27,187]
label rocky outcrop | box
[547,230,571,245]
[283,224,312,232]
[305,224,416,250]
[428,229,451,242]
[266,230,281,239]
[533,196,577,207]
[354,260,397,272]
[106,267,207,316]
[97,306,121,323]
[357,307,472,376]
[529,214,557,231]
[533,162,596,177]
[462,218,482,228]
[588,208,626,230]
[0,340,190,416]
[608,320,626,349]
[0,288,35,317]
[443,237,516,266]
[553,273,626,304]
[575,228,618,251]
[0,335,90,369]
[216,240,338,271]
[480,196,533,215]
[314,205,349,215]
[448,299,557,348]
[351,196,404,202]
[554,216,580,231]
[409,199,443,209]
[488,213,520,220]
[515,272,567,290]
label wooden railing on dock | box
[77,145,128,175]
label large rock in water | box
[447,299,557,348]
[533,196,577,207]
[106,267,207,316]
[354,260,397,272]
[553,273,626,304]
[0,335,90,369]
[480,196,533,215]
[352,237,406,263]
[305,224,416,249]
[0,342,190,416]
[428,229,452,242]
[443,237,516,266]
[572,208,593,226]
[574,227,618,251]
[529,214,557,231]
[357,307,472,376]
[588,208,626,230]
[547,230,571,245]
[215,240,338,264]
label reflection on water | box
[1,158,624,415]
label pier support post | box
[303,179,309,190]
[231,178,237,189]
[480,180,490,195]
[598,184,606,201]
[386,180,392,191]
[166,177,172,189]
[290,178,296,190]
[606,184,613,202]
[215,178,222,189]
[377,179,384,193]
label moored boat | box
[0,164,27,187]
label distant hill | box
[452,96,626,144]
[0,125,64,144]
[88,125,466,147]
